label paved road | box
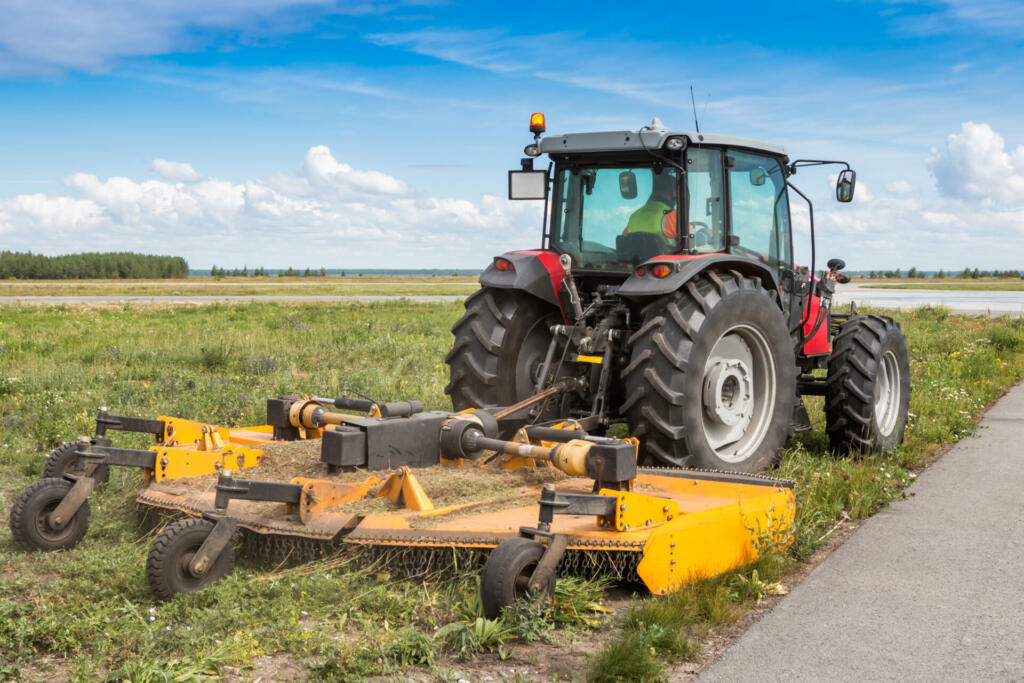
[836,282,1024,316]
[0,295,468,304]
[698,381,1024,682]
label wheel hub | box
[699,326,777,462]
[703,359,752,427]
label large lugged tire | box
[9,477,91,551]
[146,517,235,601]
[825,314,911,454]
[480,537,554,619]
[445,288,559,409]
[622,271,795,471]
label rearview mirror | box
[836,169,856,203]
[508,171,548,200]
[749,167,767,186]
[619,171,638,199]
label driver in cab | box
[622,171,678,240]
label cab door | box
[725,150,793,299]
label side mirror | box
[619,171,637,199]
[836,169,856,203]
[749,167,767,186]
[508,170,548,200]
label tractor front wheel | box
[480,537,554,619]
[146,517,235,601]
[825,314,911,454]
[446,288,559,410]
[9,477,91,551]
[623,271,795,471]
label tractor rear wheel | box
[446,288,559,410]
[623,271,795,471]
[480,537,553,619]
[146,517,235,601]
[9,477,91,551]
[825,315,910,454]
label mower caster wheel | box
[481,537,554,619]
[43,442,109,483]
[9,477,91,551]
[147,517,234,601]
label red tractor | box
[446,115,910,472]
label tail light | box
[651,264,672,279]
[494,258,515,273]
[635,266,646,277]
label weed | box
[437,617,513,658]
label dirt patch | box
[223,653,307,682]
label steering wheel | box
[690,221,712,247]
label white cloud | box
[0,146,541,268]
[0,1,384,75]
[926,121,1024,206]
[886,180,914,194]
[151,159,203,182]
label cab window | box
[726,150,792,277]
[685,148,725,252]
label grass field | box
[1,301,1023,681]
[0,276,479,298]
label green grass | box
[862,282,1024,291]
[1,302,1023,680]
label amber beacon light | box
[529,112,546,134]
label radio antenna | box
[690,85,700,134]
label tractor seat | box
[616,232,671,263]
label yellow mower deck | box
[136,459,794,597]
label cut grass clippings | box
[0,302,1022,680]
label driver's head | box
[651,171,676,205]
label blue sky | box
[1,0,1022,270]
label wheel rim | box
[700,324,776,462]
[512,560,540,600]
[175,543,207,588]
[514,318,554,399]
[34,497,78,544]
[874,350,901,437]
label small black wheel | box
[826,314,911,454]
[480,537,554,619]
[146,517,235,601]
[9,477,91,551]
[43,441,110,483]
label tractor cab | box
[510,116,847,294]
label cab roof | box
[538,128,787,158]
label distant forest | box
[862,267,1023,279]
[0,252,189,279]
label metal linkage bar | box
[94,410,166,439]
[212,474,303,512]
[536,483,617,531]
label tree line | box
[864,268,1023,279]
[0,251,189,279]
[210,266,329,277]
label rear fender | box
[617,254,781,306]
[479,250,567,319]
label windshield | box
[551,165,680,270]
